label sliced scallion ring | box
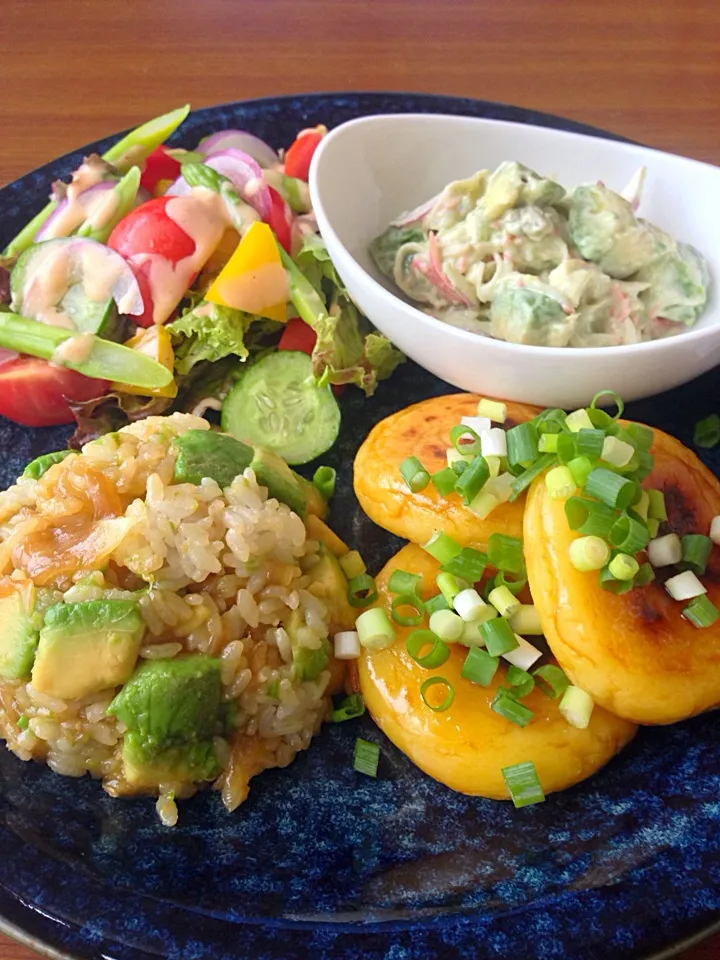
[420,676,455,712]
[391,593,425,627]
[406,630,450,668]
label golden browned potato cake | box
[525,426,720,725]
[354,395,540,549]
[359,544,636,798]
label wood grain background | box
[2,0,719,957]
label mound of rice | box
[0,414,343,825]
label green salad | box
[370,161,710,348]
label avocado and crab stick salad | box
[0,414,370,825]
[370,161,710,347]
[0,106,403,461]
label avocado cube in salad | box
[121,732,221,789]
[0,591,39,682]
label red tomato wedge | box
[139,147,182,194]
[284,127,325,182]
[278,316,317,354]
[0,358,108,427]
[266,187,292,253]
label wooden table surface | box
[2,0,719,956]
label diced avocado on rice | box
[0,413,352,825]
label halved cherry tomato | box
[284,126,326,182]
[0,357,108,427]
[278,316,317,354]
[139,147,182,195]
[266,187,292,253]
[107,196,197,326]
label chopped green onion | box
[436,571,469,606]
[565,496,619,538]
[584,468,638,510]
[622,422,654,452]
[493,571,528,596]
[461,646,499,686]
[682,594,720,628]
[694,413,720,449]
[424,593,450,615]
[533,664,569,699]
[480,617,519,656]
[590,390,624,419]
[586,407,616,431]
[312,465,336,500]
[423,531,462,565]
[502,634,542,670]
[608,514,650,553]
[356,607,396,651]
[488,584,522,619]
[538,433,559,453]
[665,570,707,601]
[634,562,656,587]
[431,467,458,497]
[567,455,594,489]
[454,454,490,503]
[506,422,539,466]
[407,629,451,667]
[509,453,557,501]
[505,664,535,698]
[646,518,660,538]
[632,490,650,521]
[508,604,543,635]
[468,489,500,518]
[428,609,465,642]
[502,760,545,808]
[481,428,508,459]
[477,398,507,423]
[487,533,525,575]
[545,465,577,501]
[608,552,640,581]
[566,408,595,432]
[442,547,488,582]
[339,551,366,580]
[559,685,594,729]
[486,455,502,478]
[461,415,492,435]
[353,738,380,777]
[16,714,29,731]
[400,456,431,493]
[391,593,425,627]
[347,574,378,608]
[450,423,483,456]
[420,676,455,712]
[647,532,682,567]
[623,449,654,483]
[601,436,635,468]
[647,489,667,521]
[556,433,578,465]
[681,534,713,576]
[598,566,635,595]
[484,473,514,503]
[332,693,365,722]
[575,429,606,459]
[453,460,469,477]
[491,688,534,727]
[387,569,423,596]
[569,535,611,572]
[453,588,488,623]
[447,447,473,470]
[534,408,567,434]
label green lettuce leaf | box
[167,302,258,375]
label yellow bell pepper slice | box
[111,325,177,397]
[205,221,289,323]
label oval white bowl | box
[310,113,720,407]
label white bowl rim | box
[311,112,720,360]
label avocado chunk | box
[308,547,356,631]
[250,447,307,518]
[0,591,39,681]
[172,429,254,488]
[121,731,221,789]
[22,449,76,481]
[108,655,222,751]
[32,599,144,699]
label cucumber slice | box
[59,283,119,337]
[221,351,340,465]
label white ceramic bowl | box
[310,113,720,407]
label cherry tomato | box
[139,147,182,194]
[284,126,325,182]
[107,196,197,326]
[0,358,108,427]
[278,316,317,354]
[266,187,292,253]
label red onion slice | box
[166,149,272,221]
[196,130,279,168]
[35,182,117,242]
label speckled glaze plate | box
[0,93,719,960]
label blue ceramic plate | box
[0,93,719,960]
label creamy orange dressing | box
[51,332,95,366]
[140,190,229,324]
[20,245,76,328]
[80,244,131,308]
[214,262,289,316]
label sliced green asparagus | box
[0,313,173,389]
